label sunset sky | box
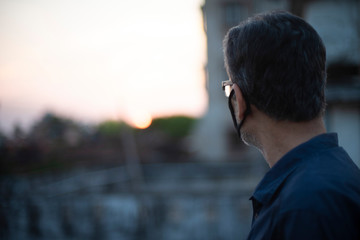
[0,0,207,134]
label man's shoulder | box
[292,144,360,189]
[278,149,360,215]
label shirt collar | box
[251,133,339,205]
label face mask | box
[228,88,250,138]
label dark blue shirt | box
[247,133,360,240]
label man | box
[222,11,360,239]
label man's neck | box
[257,116,326,168]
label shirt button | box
[254,213,258,219]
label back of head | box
[223,11,327,122]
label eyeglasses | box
[222,79,233,97]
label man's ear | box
[233,84,247,121]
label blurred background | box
[0,0,359,239]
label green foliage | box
[40,113,67,139]
[150,116,197,138]
[30,112,78,142]
[97,121,128,138]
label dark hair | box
[223,11,326,121]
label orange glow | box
[0,0,207,134]
[130,111,153,129]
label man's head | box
[223,11,327,125]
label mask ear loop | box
[228,88,251,138]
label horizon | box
[0,0,208,135]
